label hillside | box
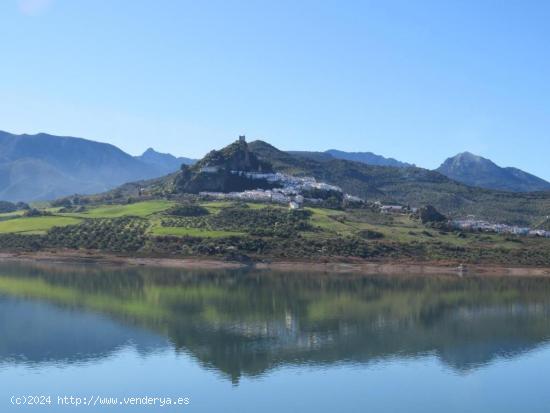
[0,131,186,202]
[248,141,550,225]
[436,152,550,192]
[1,198,550,267]
[326,149,412,168]
[72,138,550,226]
[173,138,275,193]
[287,151,335,162]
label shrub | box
[358,229,384,239]
[24,209,52,217]
[419,205,447,224]
[167,204,210,217]
[0,201,19,213]
[46,217,148,252]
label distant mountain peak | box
[287,148,412,168]
[454,151,476,158]
[139,147,174,160]
[0,130,170,202]
[453,151,487,162]
[437,152,550,192]
[442,152,494,167]
[136,147,196,172]
[326,149,412,168]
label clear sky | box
[1,0,549,178]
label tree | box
[419,205,447,224]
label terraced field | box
[0,216,82,234]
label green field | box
[0,200,174,235]
[64,200,175,218]
[201,201,268,213]
[0,216,82,234]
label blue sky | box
[1,0,549,178]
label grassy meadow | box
[0,216,82,234]
[60,200,175,218]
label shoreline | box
[1,251,550,277]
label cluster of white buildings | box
[200,189,301,206]
[231,171,343,194]
[452,219,550,238]
[199,171,365,209]
[380,205,406,214]
[374,203,418,214]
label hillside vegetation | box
[57,138,550,227]
[0,199,549,266]
[1,138,548,265]
[248,141,550,226]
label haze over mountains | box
[0,131,193,202]
[0,129,548,203]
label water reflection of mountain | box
[1,261,550,382]
[0,295,169,366]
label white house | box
[380,205,404,214]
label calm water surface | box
[0,261,549,412]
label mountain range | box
[288,149,412,168]
[1,129,549,207]
[0,131,194,202]
[291,148,549,193]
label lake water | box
[1,261,549,412]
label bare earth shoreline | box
[1,250,550,277]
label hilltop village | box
[172,136,363,210]
[199,171,362,209]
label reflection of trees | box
[1,261,550,383]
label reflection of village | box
[6,261,550,382]
[220,313,335,352]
